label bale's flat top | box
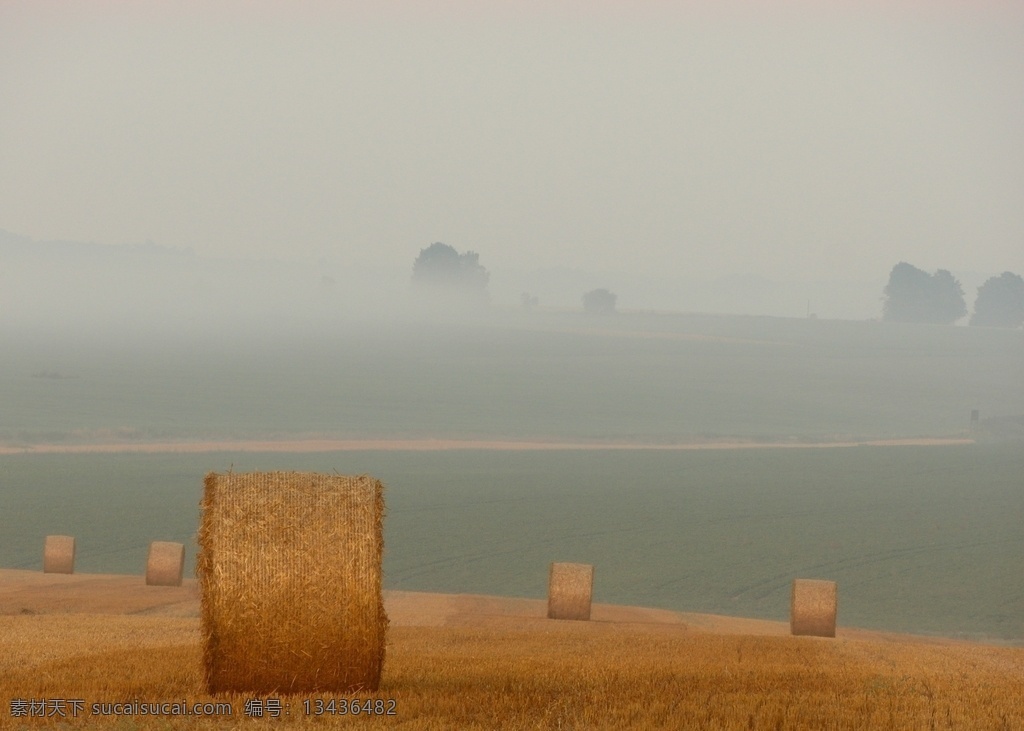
[147,542,185,586]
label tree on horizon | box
[970,271,1024,328]
[583,288,617,316]
[411,242,490,305]
[882,262,967,324]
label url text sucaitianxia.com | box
[9,699,233,720]
[9,697,398,720]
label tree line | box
[410,242,1023,327]
[883,263,1024,328]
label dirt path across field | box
[0,436,974,455]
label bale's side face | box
[790,579,837,638]
[198,472,387,695]
[146,541,185,586]
[43,535,75,574]
[547,562,594,621]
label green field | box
[1,312,1022,444]
[2,444,1021,642]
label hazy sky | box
[2,1,1022,284]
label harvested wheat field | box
[1,569,1022,730]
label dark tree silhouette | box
[882,262,966,324]
[929,269,969,324]
[582,288,617,315]
[411,242,489,302]
[970,271,1024,328]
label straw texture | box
[790,579,837,638]
[547,562,594,621]
[146,541,185,586]
[198,471,387,694]
[43,535,75,574]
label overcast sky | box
[2,1,1022,285]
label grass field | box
[2,613,1023,730]
[2,444,1021,642]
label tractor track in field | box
[727,536,1022,602]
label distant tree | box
[970,271,1024,328]
[929,269,969,324]
[411,242,489,303]
[882,262,966,324]
[520,292,539,311]
[582,288,617,315]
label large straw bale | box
[43,535,75,574]
[547,562,594,621]
[198,471,387,695]
[146,541,185,586]
[790,578,837,637]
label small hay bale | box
[790,578,837,638]
[43,535,75,574]
[198,471,387,695]
[547,562,594,621]
[146,541,185,586]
